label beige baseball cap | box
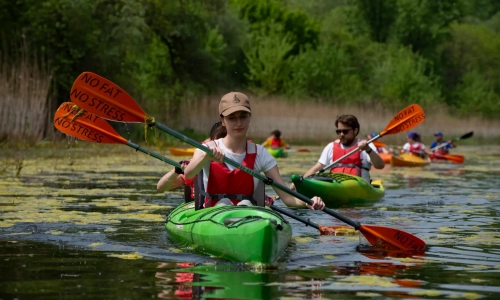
[219,92,251,116]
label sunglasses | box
[336,128,352,135]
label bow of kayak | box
[291,173,384,207]
[169,147,196,156]
[267,147,287,158]
[165,202,292,263]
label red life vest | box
[203,141,257,208]
[331,140,364,176]
[409,143,424,157]
[270,138,281,149]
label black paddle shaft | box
[270,205,320,230]
[154,122,362,230]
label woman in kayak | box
[291,115,384,185]
[262,130,289,149]
[157,121,276,206]
[184,92,325,210]
[400,132,427,158]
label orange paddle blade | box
[359,225,426,252]
[54,102,127,144]
[444,154,465,164]
[372,141,386,148]
[380,104,425,136]
[69,72,146,123]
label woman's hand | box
[210,146,225,162]
[307,196,325,210]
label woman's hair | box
[335,115,360,134]
[271,129,281,139]
[210,121,227,140]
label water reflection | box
[1,146,500,299]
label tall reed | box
[0,37,52,143]
[179,95,500,144]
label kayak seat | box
[371,184,380,188]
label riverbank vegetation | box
[1,0,499,143]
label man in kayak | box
[400,132,427,158]
[184,92,325,210]
[429,132,455,156]
[262,130,289,149]
[292,115,385,184]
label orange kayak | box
[390,153,430,167]
[379,153,392,163]
[168,147,196,156]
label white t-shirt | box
[318,139,376,182]
[402,142,425,154]
[195,139,277,191]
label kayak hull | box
[391,153,430,167]
[169,147,196,156]
[267,147,287,158]
[291,173,384,208]
[165,202,292,263]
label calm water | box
[1,145,499,299]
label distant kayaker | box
[184,92,325,210]
[262,130,289,149]
[367,132,390,154]
[429,132,455,156]
[400,132,426,158]
[291,115,385,185]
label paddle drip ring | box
[55,105,82,123]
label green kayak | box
[291,173,384,208]
[267,147,287,158]
[165,202,292,263]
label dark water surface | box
[1,145,499,299]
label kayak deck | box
[291,173,384,208]
[165,202,292,263]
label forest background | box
[1,0,500,145]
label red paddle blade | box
[380,104,425,136]
[444,154,465,164]
[359,225,426,252]
[69,72,146,123]
[54,102,127,144]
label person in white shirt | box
[291,115,385,184]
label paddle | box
[317,104,426,174]
[54,102,182,168]
[53,101,348,236]
[68,72,427,252]
[430,131,474,151]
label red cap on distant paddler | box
[219,92,251,116]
